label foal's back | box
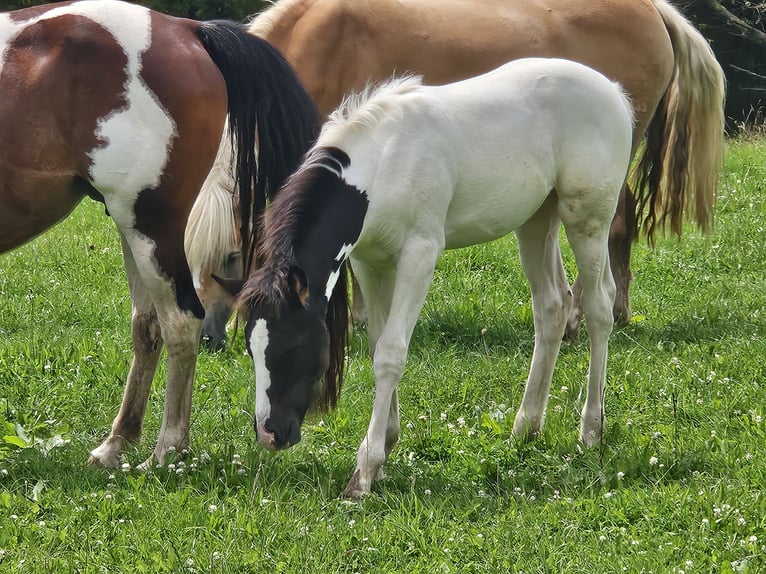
[331,58,634,252]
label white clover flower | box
[440,412,447,422]
[348,519,356,528]
[208,504,218,513]
[649,456,659,466]
[604,491,613,499]
[120,463,131,472]
[616,471,625,480]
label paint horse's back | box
[326,59,634,256]
[0,1,226,253]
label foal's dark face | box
[246,302,330,450]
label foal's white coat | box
[326,58,631,497]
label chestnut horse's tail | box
[194,21,319,274]
[634,0,725,243]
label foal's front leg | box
[343,239,441,498]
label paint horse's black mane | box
[238,147,353,412]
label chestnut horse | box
[230,58,634,496]
[0,0,318,468]
[187,0,725,348]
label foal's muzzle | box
[255,417,301,451]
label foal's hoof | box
[341,470,370,499]
[512,416,541,443]
[579,415,606,447]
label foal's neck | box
[289,147,368,303]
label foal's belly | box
[443,177,552,250]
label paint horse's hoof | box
[88,440,122,469]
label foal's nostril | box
[264,419,301,449]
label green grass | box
[1,138,765,573]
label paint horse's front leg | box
[89,234,164,468]
[342,238,442,499]
[90,226,203,469]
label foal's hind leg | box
[564,183,633,341]
[512,195,572,441]
[89,234,163,468]
[561,211,616,446]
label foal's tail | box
[634,0,725,243]
[195,21,320,274]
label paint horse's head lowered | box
[222,148,368,449]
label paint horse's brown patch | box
[0,13,127,251]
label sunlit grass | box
[1,138,765,572]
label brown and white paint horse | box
[0,0,318,468]
[187,0,726,348]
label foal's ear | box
[212,274,245,297]
[287,265,310,307]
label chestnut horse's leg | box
[512,197,572,440]
[89,233,163,468]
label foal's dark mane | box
[238,149,350,411]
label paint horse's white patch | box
[0,0,176,231]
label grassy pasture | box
[0,138,764,572]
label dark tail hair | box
[196,21,320,274]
